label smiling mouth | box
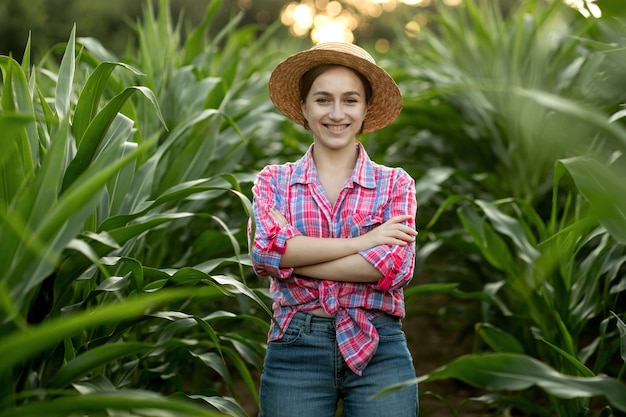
[326,124,349,132]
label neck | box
[311,143,359,174]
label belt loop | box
[302,312,313,333]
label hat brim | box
[269,43,402,133]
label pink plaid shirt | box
[250,143,417,375]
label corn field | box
[0,0,625,416]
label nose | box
[329,102,345,120]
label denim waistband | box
[290,310,400,333]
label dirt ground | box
[404,293,494,417]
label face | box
[301,66,368,152]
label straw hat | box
[269,42,402,133]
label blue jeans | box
[258,311,418,417]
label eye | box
[345,97,359,104]
[315,97,330,104]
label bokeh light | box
[564,0,602,17]
[280,0,603,47]
[280,0,428,48]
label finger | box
[397,231,416,242]
[383,223,417,236]
[392,238,409,246]
[399,225,418,236]
[386,214,413,225]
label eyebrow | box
[312,90,363,97]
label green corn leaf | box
[72,62,118,144]
[208,214,245,281]
[515,87,626,149]
[36,87,56,147]
[182,394,246,417]
[421,353,626,411]
[613,312,626,364]
[62,85,165,192]
[0,113,33,207]
[19,33,31,73]
[223,334,264,369]
[476,199,540,263]
[557,156,626,245]
[55,25,76,121]
[191,315,225,357]
[189,351,232,389]
[194,256,253,276]
[182,0,222,64]
[1,119,71,296]
[375,353,626,412]
[7,129,157,304]
[49,342,152,388]
[458,204,515,273]
[0,286,221,376]
[165,267,230,290]
[99,255,144,293]
[0,55,36,117]
[107,141,139,215]
[404,283,460,299]
[0,390,226,417]
[223,345,259,404]
[212,274,274,319]
[73,61,143,144]
[425,194,469,229]
[107,212,196,246]
[476,323,525,354]
[535,335,596,378]
[53,213,197,295]
[0,55,38,163]
[98,179,238,231]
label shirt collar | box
[291,143,377,189]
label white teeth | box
[327,125,347,132]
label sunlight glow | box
[280,0,425,44]
[280,0,604,46]
[564,0,602,18]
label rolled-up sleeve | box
[250,166,301,279]
[359,169,417,291]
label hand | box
[356,215,417,250]
[269,208,288,227]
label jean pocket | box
[270,321,304,346]
[375,318,406,342]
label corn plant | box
[0,0,281,415]
[387,0,626,414]
[414,150,626,414]
[390,0,624,205]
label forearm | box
[278,235,364,268]
[293,254,382,283]
[277,214,416,268]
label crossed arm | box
[270,209,417,283]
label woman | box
[250,42,418,417]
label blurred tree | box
[597,0,626,16]
[2,0,624,62]
[0,0,138,58]
[0,0,277,59]
[0,0,47,57]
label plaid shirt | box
[250,143,417,375]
